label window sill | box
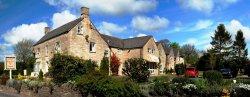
[90,51,96,53]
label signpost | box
[4,56,16,79]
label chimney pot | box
[44,27,50,34]
[81,7,89,18]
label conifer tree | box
[233,30,248,71]
[210,24,232,67]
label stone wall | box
[0,83,82,97]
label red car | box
[185,67,199,77]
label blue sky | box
[1,0,250,60]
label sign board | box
[4,56,16,70]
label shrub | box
[182,84,198,96]
[1,73,9,85]
[38,70,43,81]
[203,70,223,84]
[49,54,97,84]
[110,53,121,75]
[6,79,22,94]
[150,77,172,96]
[164,68,174,74]
[100,57,109,75]
[231,83,250,96]
[75,71,143,97]
[123,58,150,83]
[171,77,194,85]
[174,63,186,75]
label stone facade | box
[32,7,184,76]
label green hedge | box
[49,54,97,84]
[203,70,223,84]
[76,71,144,97]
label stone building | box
[32,7,184,76]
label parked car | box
[185,67,199,77]
[220,68,233,78]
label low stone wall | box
[0,83,82,97]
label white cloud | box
[177,0,213,13]
[52,10,77,29]
[137,33,147,37]
[99,22,127,35]
[192,20,214,31]
[131,16,169,32]
[2,22,48,45]
[177,0,238,13]
[44,0,157,16]
[226,19,250,41]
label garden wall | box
[0,83,81,97]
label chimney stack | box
[81,7,89,18]
[44,27,50,34]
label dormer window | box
[55,41,61,53]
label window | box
[36,48,40,57]
[55,42,61,53]
[148,48,155,54]
[77,23,85,35]
[89,42,96,52]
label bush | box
[123,58,150,83]
[100,57,109,75]
[110,53,121,75]
[174,63,186,75]
[1,73,9,85]
[203,70,223,84]
[150,77,172,96]
[49,54,97,84]
[76,71,144,97]
[164,68,174,74]
[231,83,250,97]
[6,79,22,94]
[38,70,43,81]
[171,77,194,85]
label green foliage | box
[174,63,185,75]
[196,53,212,71]
[6,79,22,94]
[75,71,144,97]
[123,58,150,83]
[49,54,97,84]
[171,77,194,85]
[151,77,171,96]
[203,70,223,84]
[164,68,174,74]
[100,57,109,75]
[38,70,43,81]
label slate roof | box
[100,34,152,49]
[34,18,83,46]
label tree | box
[123,58,150,83]
[210,24,232,68]
[196,53,212,71]
[14,39,35,75]
[180,44,199,65]
[110,53,121,75]
[170,42,181,64]
[233,30,248,72]
[100,57,109,75]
